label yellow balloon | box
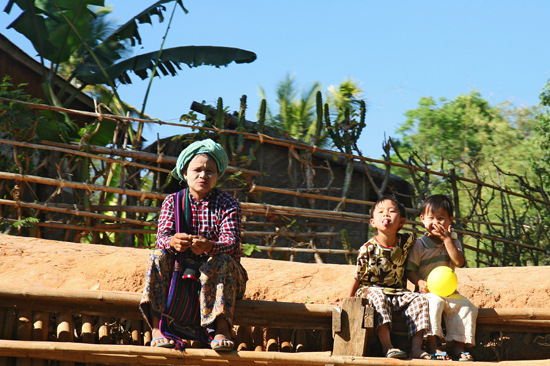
[427,266,457,297]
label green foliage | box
[242,243,261,257]
[392,91,549,266]
[12,217,40,229]
[0,76,41,142]
[534,78,550,188]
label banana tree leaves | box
[3,0,184,67]
[75,46,257,85]
[4,0,103,63]
[84,0,187,70]
[101,0,187,47]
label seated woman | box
[139,138,247,351]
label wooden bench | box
[1,287,549,364]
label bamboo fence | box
[0,97,548,266]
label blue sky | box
[2,1,550,158]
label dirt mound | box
[1,234,549,309]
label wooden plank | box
[332,297,370,357]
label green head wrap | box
[171,139,228,181]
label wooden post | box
[332,297,373,357]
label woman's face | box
[184,154,218,200]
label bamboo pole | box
[0,198,154,226]
[39,140,261,177]
[241,202,370,224]
[56,313,74,366]
[254,245,357,255]
[130,320,142,346]
[265,328,279,352]
[56,313,73,343]
[143,320,152,347]
[81,315,94,344]
[0,308,7,366]
[98,317,110,344]
[252,326,264,352]
[0,138,172,174]
[31,312,47,366]
[32,312,49,342]
[0,339,548,366]
[16,310,32,366]
[245,231,341,238]
[250,185,377,209]
[235,326,253,351]
[16,310,33,341]
[0,172,166,201]
[279,328,293,352]
[295,329,307,352]
[3,309,16,340]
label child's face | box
[370,199,405,233]
[420,207,453,234]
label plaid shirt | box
[156,188,242,263]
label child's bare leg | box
[409,330,427,358]
[377,323,394,354]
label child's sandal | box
[455,351,474,361]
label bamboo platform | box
[0,340,549,366]
[1,287,549,332]
[1,287,550,364]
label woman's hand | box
[191,236,213,254]
[170,233,194,252]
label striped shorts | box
[356,287,429,338]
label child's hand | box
[418,279,429,294]
[427,222,453,242]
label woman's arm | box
[208,203,241,255]
[156,194,176,251]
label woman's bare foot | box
[211,318,234,351]
[151,328,175,347]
